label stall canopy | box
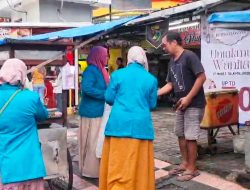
[208,10,250,23]
[0,17,136,45]
[0,40,5,45]
[127,0,224,25]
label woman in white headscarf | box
[99,46,158,190]
[0,59,48,190]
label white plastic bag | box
[96,104,112,158]
[24,77,33,91]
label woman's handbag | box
[0,89,21,116]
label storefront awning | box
[0,40,5,45]
[127,0,224,25]
[0,17,136,45]
[208,10,250,23]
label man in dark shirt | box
[158,32,206,181]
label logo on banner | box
[213,29,248,46]
[146,21,169,48]
[216,99,233,123]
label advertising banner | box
[0,28,32,39]
[178,24,200,47]
[201,17,250,125]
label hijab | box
[87,46,109,85]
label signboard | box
[178,24,200,47]
[146,20,169,49]
[112,0,151,10]
[0,17,11,23]
[0,28,32,39]
[201,17,250,125]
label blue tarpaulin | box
[0,40,5,45]
[0,17,136,45]
[208,10,250,23]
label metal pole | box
[109,4,112,21]
[74,48,79,106]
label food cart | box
[200,9,250,155]
[200,90,239,154]
[0,39,73,190]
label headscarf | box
[127,46,149,71]
[0,58,27,86]
[87,46,109,85]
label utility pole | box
[109,4,112,21]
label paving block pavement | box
[65,108,248,189]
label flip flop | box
[176,170,200,182]
[168,166,186,176]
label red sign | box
[0,17,11,23]
[216,99,234,123]
[179,26,201,47]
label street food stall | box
[200,10,250,154]
[0,40,69,124]
[200,90,240,154]
[0,17,136,190]
[0,39,73,190]
[201,9,250,158]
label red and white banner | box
[178,25,200,47]
[201,17,250,125]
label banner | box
[201,17,250,125]
[178,24,200,47]
[0,28,32,39]
[146,20,168,48]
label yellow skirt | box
[99,137,155,190]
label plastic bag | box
[96,104,112,158]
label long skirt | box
[99,137,155,190]
[0,179,44,190]
[78,117,102,178]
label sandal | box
[176,170,200,181]
[168,166,186,176]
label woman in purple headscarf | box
[78,46,109,178]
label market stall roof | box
[126,0,224,25]
[0,39,5,45]
[126,0,250,25]
[208,10,250,23]
[0,17,136,45]
[0,22,93,28]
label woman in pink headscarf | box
[0,59,48,190]
[78,46,109,178]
